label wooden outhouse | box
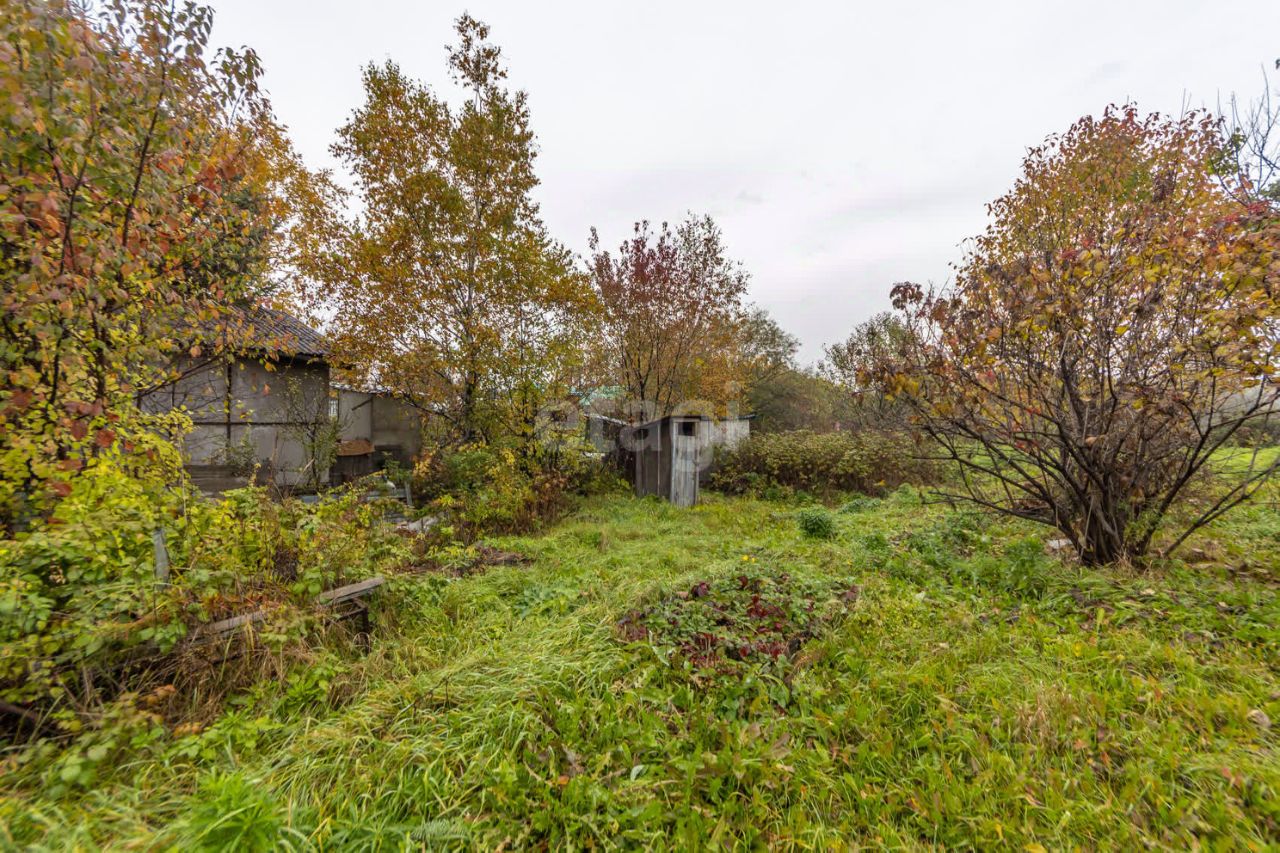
[625,415,750,507]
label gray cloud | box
[212,0,1280,362]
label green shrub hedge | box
[709,430,937,498]
[412,442,625,539]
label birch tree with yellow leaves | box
[300,16,597,446]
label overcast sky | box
[211,1,1278,363]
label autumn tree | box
[588,214,751,419]
[747,368,851,433]
[300,16,596,446]
[726,306,798,393]
[820,311,913,430]
[880,106,1280,566]
[0,0,295,528]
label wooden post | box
[153,528,170,587]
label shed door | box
[671,420,699,507]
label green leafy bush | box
[181,771,288,851]
[414,441,623,539]
[840,495,881,513]
[709,430,936,498]
[886,516,1054,601]
[0,454,410,734]
[0,454,189,712]
[797,507,836,539]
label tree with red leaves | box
[588,214,750,418]
[879,106,1280,565]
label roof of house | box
[239,307,328,358]
[633,413,754,430]
[192,305,329,360]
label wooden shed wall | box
[633,422,664,499]
[696,418,750,484]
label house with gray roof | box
[141,306,336,492]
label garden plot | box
[617,568,859,673]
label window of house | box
[328,398,339,419]
[680,420,696,437]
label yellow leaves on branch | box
[1,0,299,524]
[291,16,598,440]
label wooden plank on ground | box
[316,575,385,606]
[191,576,385,646]
[198,610,266,640]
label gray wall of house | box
[142,356,331,490]
[337,390,422,468]
[630,416,752,503]
[337,390,373,442]
[630,421,663,499]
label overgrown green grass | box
[2,488,1278,849]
